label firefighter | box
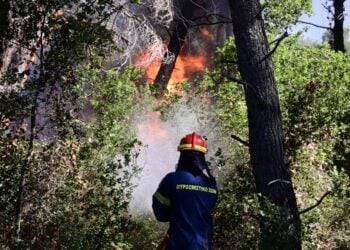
[152,132,218,250]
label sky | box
[296,0,350,41]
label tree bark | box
[153,1,195,97]
[0,0,11,69]
[229,0,301,249]
[332,0,345,52]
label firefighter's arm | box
[152,175,172,222]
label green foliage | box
[262,0,312,35]
[0,123,26,242]
[322,28,350,53]
[0,66,143,248]
[1,0,349,249]
[77,66,142,164]
[0,0,143,247]
[56,67,142,249]
[274,38,350,168]
[213,162,260,249]
[121,215,168,250]
[203,35,350,249]
[274,38,350,248]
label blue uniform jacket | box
[152,168,218,250]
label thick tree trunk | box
[332,0,345,52]
[153,1,195,97]
[229,0,301,249]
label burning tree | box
[229,0,302,248]
[152,0,197,96]
[136,0,232,96]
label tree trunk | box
[229,0,301,249]
[332,0,345,52]
[153,1,195,97]
[0,0,11,69]
[13,92,38,248]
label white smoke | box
[129,103,215,215]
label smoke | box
[129,103,217,215]
[127,0,233,215]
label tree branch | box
[226,75,266,108]
[231,134,249,147]
[298,20,331,30]
[256,2,268,18]
[322,3,334,16]
[260,31,288,63]
[226,75,246,85]
[299,191,331,215]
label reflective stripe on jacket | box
[152,170,218,250]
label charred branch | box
[153,1,196,97]
[152,26,187,96]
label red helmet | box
[178,132,208,154]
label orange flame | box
[134,47,208,94]
[168,53,207,92]
[134,31,215,166]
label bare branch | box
[260,31,289,63]
[231,134,249,147]
[146,0,174,27]
[322,3,334,16]
[298,20,331,30]
[299,191,332,215]
[109,6,170,69]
